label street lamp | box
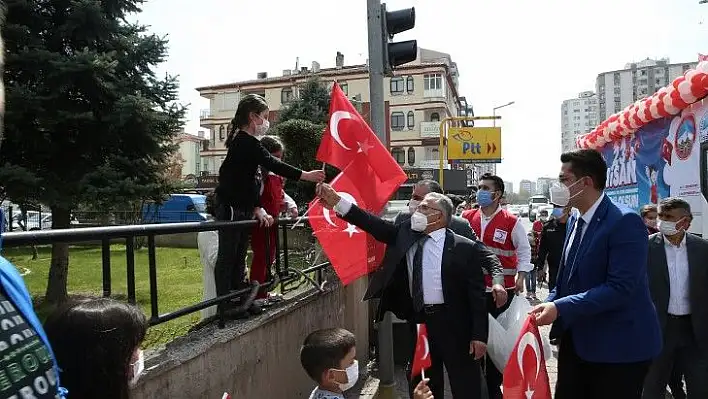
[493,101,515,126]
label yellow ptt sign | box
[447,127,502,163]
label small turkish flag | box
[317,83,405,183]
[410,324,432,378]
[503,316,551,399]
[221,393,231,399]
[699,53,708,62]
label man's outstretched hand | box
[316,183,341,209]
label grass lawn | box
[2,244,204,348]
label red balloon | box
[690,72,706,86]
[672,76,686,90]
[632,114,644,127]
[670,90,688,108]
[656,101,669,117]
[690,84,708,98]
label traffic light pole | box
[367,0,397,397]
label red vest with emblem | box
[462,208,519,288]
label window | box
[406,76,415,93]
[424,74,443,90]
[390,112,405,131]
[340,83,349,96]
[430,112,440,122]
[281,88,294,104]
[219,125,225,141]
[391,148,405,165]
[390,77,405,94]
[407,147,416,166]
[614,73,621,85]
[407,111,415,129]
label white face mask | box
[255,117,270,136]
[129,349,144,387]
[410,211,428,232]
[549,179,584,207]
[658,219,682,236]
[337,360,359,391]
[408,200,420,214]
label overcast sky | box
[134,0,708,188]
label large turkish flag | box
[503,316,552,399]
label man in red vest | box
[461,173,533,399]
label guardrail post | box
[101,238,112,297]
[125,236,136,304]
[147,235,159,321]
[281,223,290,274]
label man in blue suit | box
[531,149,662,399]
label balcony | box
[418,159,450,169]
[200,109,213,120]
[423,88,446,99]
[419,121,441,138]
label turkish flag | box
[410,324,432,378]
[503,316,552,399]
[221,394,231,399]
[309,168,386,284]
[317,83,405,184]
[699,53,708,62]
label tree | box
[277,77,330,124]
[273,77,338,207]
[0,0,185,304]
[271,119,326,207]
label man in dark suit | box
[643,197,708,399]
[397,179,506,305]
[316,183,497,399]
[531,149,662,399]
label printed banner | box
[598,100,707,230]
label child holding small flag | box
[300,328,359,399]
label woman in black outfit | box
[214,94,324,313]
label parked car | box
[142,194,209,224]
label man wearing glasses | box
[316,183,498,399]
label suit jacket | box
[344,205,492,343]
[647,232,708,354]
[547,195,662,363]
[394,212,504,285]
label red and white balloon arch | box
[576,61,708,150]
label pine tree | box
[277,77,330,124]
[0,0,186,304]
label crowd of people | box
[1,80,706,399]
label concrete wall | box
[131,277,369,399]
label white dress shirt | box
[663,234,691,316]
[334,198,446,304]
[479,206,534,273]
[564,194,604,265]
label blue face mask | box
[551,208,564,218]
[476,190,495,207]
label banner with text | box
[598,99,706,220]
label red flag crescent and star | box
[310,83,406,285]
[410,324,432,378]
[503,316,552,399]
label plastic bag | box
[487,295,553,369]
[486,314,514,371]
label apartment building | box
[519,179,536,195]
[560,91,598,152]
[195,49,467,175]
[536,177,558,196]
[174,131,207,179]
[596,58,697,121]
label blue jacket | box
[0,255,67,397]
[547,195,662,363]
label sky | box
[133,0,708,189]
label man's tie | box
[562,217,586,285]
[411,236,429,313]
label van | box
[142,194,208,224]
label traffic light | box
[381,4,417,76]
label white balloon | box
[698,61,708,74]
[597,137,606,147]
[678,81,692,96]
[665,102,680,115]
[649,103,660,119]
[637,103,650,123]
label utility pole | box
[367,1,416,397]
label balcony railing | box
[423,88,445,99]
[200,109,213,119]
[419,121,441,138]
[418,159,450,169]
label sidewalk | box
[392,286,557,398]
